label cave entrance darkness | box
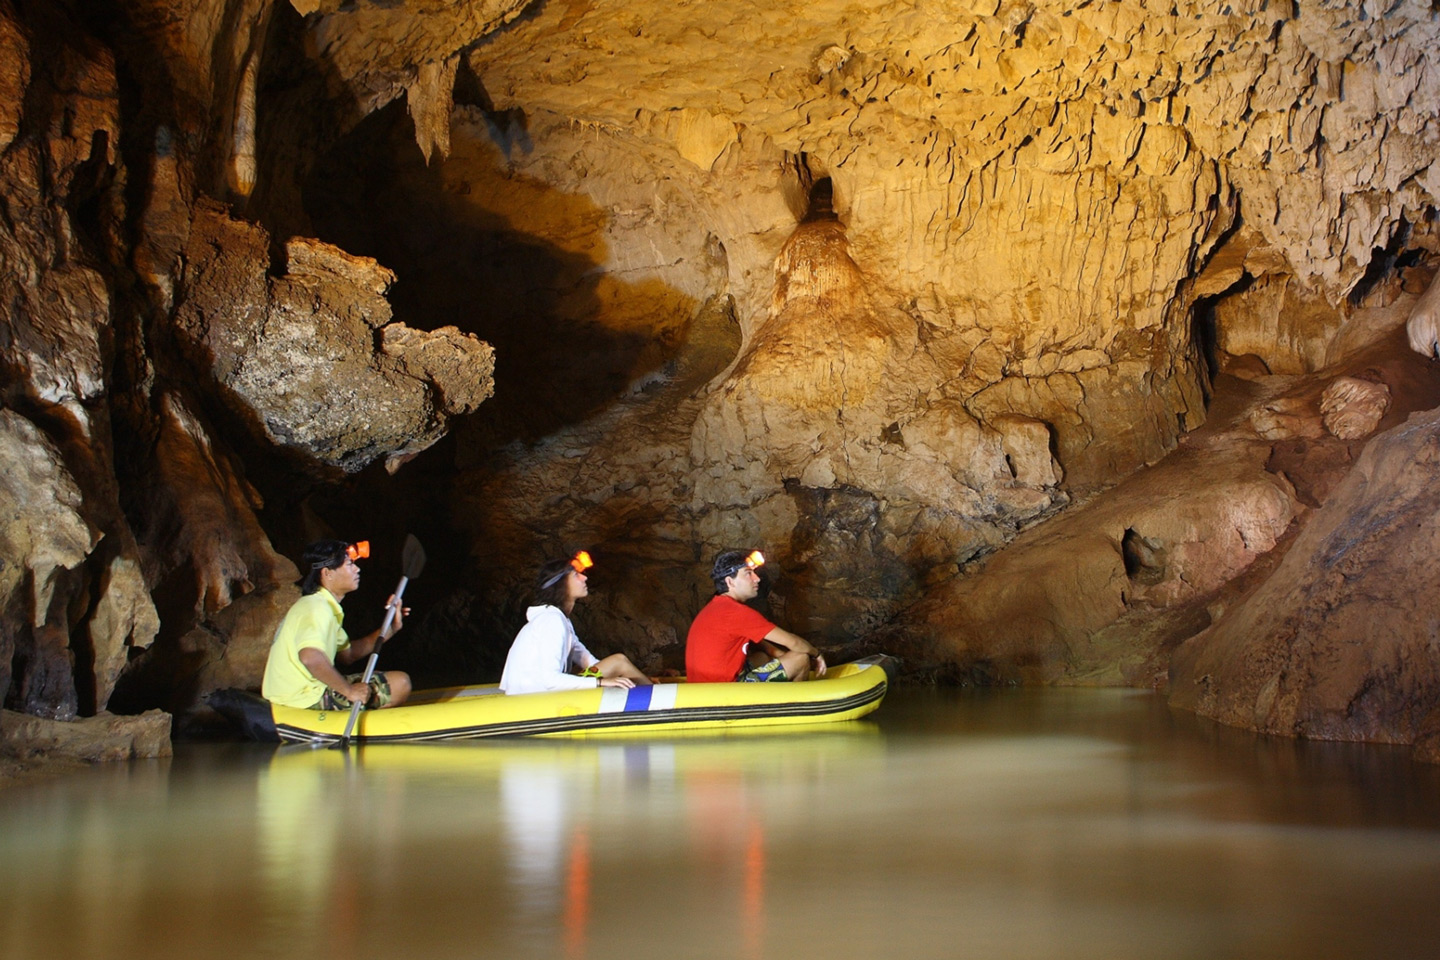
[803,177,839,222]
[781,152,841,223]
[1190,273,1259,398]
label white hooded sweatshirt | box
[498,605,600,694]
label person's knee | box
[388,671,413,706]
[599,653,652,685]
[599,653,633,673]
[779,653,811,681]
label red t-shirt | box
[686,595,777,683]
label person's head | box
[534,551,593,610]
[711,549,765,600]
[300,539,365,598]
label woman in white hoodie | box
[499,552,653,695]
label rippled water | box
[4,689,1440,960]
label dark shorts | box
[312,672,395,711]
[736,658,791,683]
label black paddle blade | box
[401,534,427,580]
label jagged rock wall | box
[174,201,494,472]
[0,4,144,720]
[412,0,1440,669]
[0,0,497,726]
[455,0,1440,487]
[858,315,1440,691]
[686,216,1067,634]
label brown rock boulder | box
[1170,406,1440,751]
[173,201,495,473]
[862,431,1297,686]
[1,708,171,762]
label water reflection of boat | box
[212,655,892,745]
[251,725,886,958]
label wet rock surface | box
[1,708,172,762]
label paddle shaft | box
[340,574,409,743]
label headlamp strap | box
[542,550,593,589]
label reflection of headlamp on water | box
[541,550,594,589]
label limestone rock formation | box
[1320,375,1390,440]
[1,708,172,762]
[688,214,1066,633]
[139,392,293,618]
[860,401,1298,686]
[1406,273,1440,359]
[1170,405,1440,751]
[457,0,1440,487]
[173,201,495,473]
[0,0,498,736]
[0,411,100,719]
[860,317,1440,691]
[693,218,1063,521]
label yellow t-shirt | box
[261,589,349,708]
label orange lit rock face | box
[861,321,1440,695]
[689,217,1065,626]
[451,0,1440,484]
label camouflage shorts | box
[314,671,395,711]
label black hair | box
[300,539,350,595]
[711,550,749,595]
[534,558,575,608]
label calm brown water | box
[4,689,1440,960]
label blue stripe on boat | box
[625,685,654,712]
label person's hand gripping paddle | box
[339,534,426,747]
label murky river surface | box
[5,688,1440,960]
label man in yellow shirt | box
[262,540,413,710]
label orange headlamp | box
[744,550,765,569]
[542,550,594,589]
[346,541,370,561]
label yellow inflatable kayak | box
[212,655,893,744]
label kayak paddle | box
[338,533,426,747]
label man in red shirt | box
[685,550,827,683]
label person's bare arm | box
[298,647,370,704]
[763,626,819,657]
[761,627,827,677]
[337,595,408,664]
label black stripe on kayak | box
[276,680,887,744]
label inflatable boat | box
[211,655,893,744]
